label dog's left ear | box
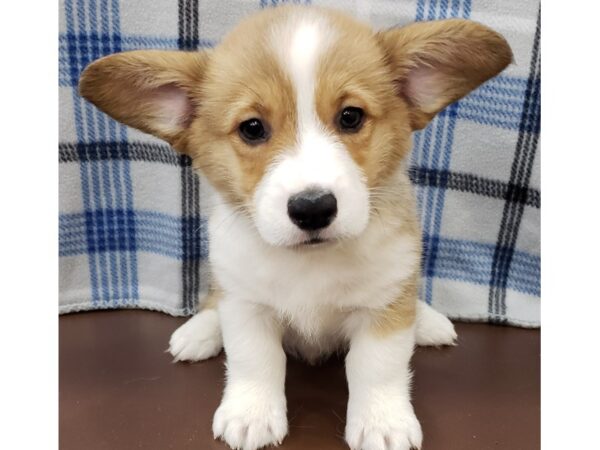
[377,19,512,130]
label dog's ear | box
[377,19,512,130]
[79,50,211,152]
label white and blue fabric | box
[59,0,541,327]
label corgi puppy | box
[80,5,511,450]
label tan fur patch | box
[370,272,419,337]
[314,12,414,188]
[184,7,300,208]
[364,171,421,337]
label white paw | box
[415,301,457,347]
[168,309,223,362]
[346,400,422,450]
[213,390,288,450]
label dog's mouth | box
[280,232,331,249]
[294,234,336,248]
[303,237,326,245]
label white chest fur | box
[208,193,420,357]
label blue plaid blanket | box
[59,0,541,327]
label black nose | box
[287,189,337,231]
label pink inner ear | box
[404,66,444,112]
[152,84,193,131]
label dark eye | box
[338,107,364,132]
[239,118,269,144]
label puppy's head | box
[79,6,511,248]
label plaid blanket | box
[59,0,541,327]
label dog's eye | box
[337,107,364,132]
[238,118,269,144]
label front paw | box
[168,309,222,362]
[213,389,288,450]
[415,302,457,347]
[346,399,422,450]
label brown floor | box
[59,310,540,450]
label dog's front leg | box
[213,299,288,450]
[345,318,422,450]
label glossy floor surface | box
[60,311,540,449]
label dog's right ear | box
[79,50,211,153]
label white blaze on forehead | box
[271,15,336,132]
[288,22,322,128]
[290,22,321,73]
